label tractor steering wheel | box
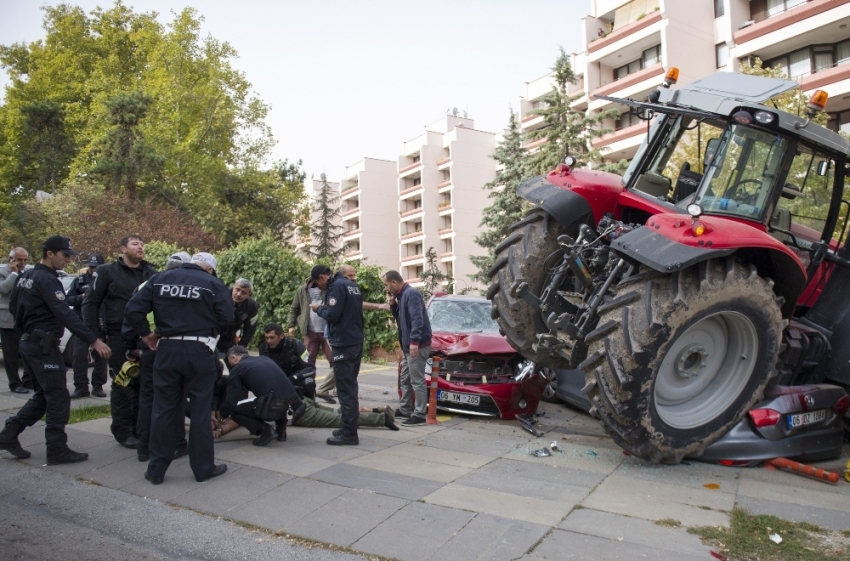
[723,179,762,205]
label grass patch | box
[67,404,111,424]
[690,508,850,561]
[655,518,682,528]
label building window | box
[765,40,850,79]
[413,199,421,209]
[827,110,850,135]
[414,244,423,255]
[415,266,423,278]
[714,0,724,18]
[767,0,805,17]
[413,177,421,186]
[614,44,662,81]
[716,43,729,68]
[414,221,422,232]
[615,109,641,130]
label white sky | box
[0,0,587,180]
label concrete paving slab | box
[80,453,148,488]
[384,442,495,469]
[453,459,598,503]
[581,474,732,527]
[20,439,135,477]
[215,444,339,477]
[427,513,550,561]
[227,476,348,531]
[347,449,472,483]
[418,428,527,458]
[462,420,542,438]
[121,457,204,501]
[739,463,850,501]
[0,391,31,411]
[615,456,742,493]
[736,475,850,513]
[736,495,850,532]
[353,501,475,561]
[559,508,714,557]
[60,426,114,451]
[67,416,114,436]
[503,438,626,475]
[171,466,287,516]
[310,463,444,500]
[532,528,711,561]
[271,438,370,462]
[424,483,574,527]
[284,489,409,547]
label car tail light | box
[718,459,752,467]
[748,408,780,427]
[833,395,850,416]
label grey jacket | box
[0,264,20,329]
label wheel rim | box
[540,367,557,399]
[654,311,758,430]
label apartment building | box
[337,157,399,268]
[397,115,497,289]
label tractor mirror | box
[781,183,802,200]
[816,160,830,176]
[704,138,720,168]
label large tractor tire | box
[487,209,567,368]
[581,258,783,464]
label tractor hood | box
[432,332,515,356]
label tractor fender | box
[518,175,594,233]
[611,214,807,318]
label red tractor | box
[488,69,850,464]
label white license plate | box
[787,409,826,429]
[438,391,480,406]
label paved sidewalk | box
[1,361,849,561]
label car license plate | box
[787,409,826,429]
[438,391,480,406]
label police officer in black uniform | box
[82,235,156,448]
[258,322,317,395]
[67,253,108,398]
[125,252,232,485]
[310,265,363,446]
[221,346,305,445]
[0,236,111,464]
[217,278,259,354]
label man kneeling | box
[222,346,305,446]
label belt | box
[162,335,219,352]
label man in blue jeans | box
[383,270,432,426]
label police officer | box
[125,252,232,484]
[82,235,156,448]
[217,278,259,354]
[258,322,317,395]
[67,253,108,398]
[309,265,363,446]
[0,236,111,464]
[222,346,305,445]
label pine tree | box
[18,101,75,194]
[469,110,529,286]
[309,172,345,261]
[526,48,620,175]
[419,246,452,300]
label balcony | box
[345,249,362,259]
[401,254,425,263]
[439,252,455,262]
[437,157,452,171]
[735,0,847,48]
[520,113,545,131]
[591,122,647,150]
[592,63,663,99]
[588,11,662,54]
[438,227,453,238]
[399,185,424,200]
[523,138,547,151]
[341,206,361,218]
[342,229,361,239]
[340,184,359,196]
[399,161,423,178]
[400,230,424,241]
[801,63,850,92]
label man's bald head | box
[339,264,356,281]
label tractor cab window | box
[694,124,791,221]
[774,147,840,244]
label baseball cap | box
[191,252,217,273]
[86,253,105,267]
[42,236,78,256]
[310,265,332,281]
[168,251,192,264]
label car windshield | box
[427,299,500,333]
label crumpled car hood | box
[432,332,515,356]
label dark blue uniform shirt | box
[10,264,97,344]
[316,273,363,348]
[124,263,234,338]
[220,355,293,418]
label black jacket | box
[82,257,156,332]
[65,271,96,318]
[124,263,234,338]
[222,297,259,346]
[220,355,295,418]
[316,273,363,348]
[258,337,310,377]
[10,264,97,344]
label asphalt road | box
[0,460,367,561]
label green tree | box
[17,100,76,194]
[89,91,163,199]
[419,246,452,300]
[526,47,620,174]
[470,110,529,287]
[310,173,345,261]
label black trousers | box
[72,334,107,390]
[148,340,216,480]
[136,348,185,456]
[1,327,31,390]
[9,341,71,455]
[106,333,138,442]
[231,400,286,436]
[331,344,362,436]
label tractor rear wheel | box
[581,258,783,464]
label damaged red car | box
[398,293,548,420]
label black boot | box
[0,421,30,459]
[275,421,287,442]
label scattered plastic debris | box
[517,415,543,437]
[549,440,562,452]
[703,483,721,490]
[710,551,727,560]
[531,448,551,457]
[622,450,631,456]
[382,388,390,395]
[845,458,850,483]
[584,450,598,458]
[769,533,782,544]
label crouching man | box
[222,346,305,446]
